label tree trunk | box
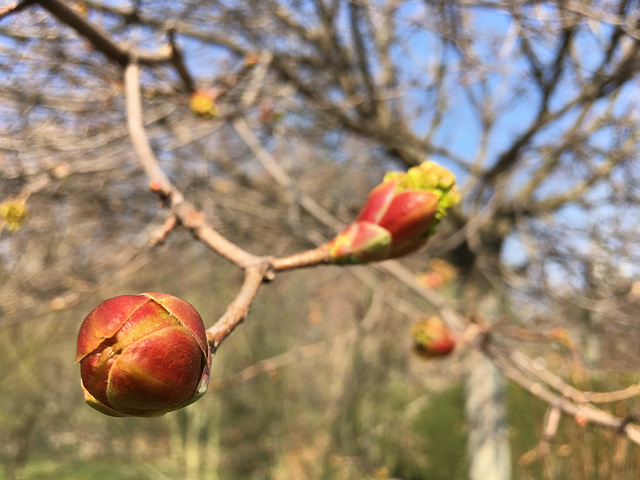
[460,248,511,480]
[465,350,511,480]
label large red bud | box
[76,293,211,417]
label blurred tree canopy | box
[1,1,639,479]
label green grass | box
[393,382,467,480]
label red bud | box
[327,161,459,264]
[76,293,211,417]
[411,317,456,359]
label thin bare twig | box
[34,0,170,66]
[207,264,272,350]
[232,118,342,231]
[271,244,331,271]
[150,215,178,246]
[123,61,259,268]
[124,62,175,194]
[0,0,33,21]
[209,329,357,391]
[518,406,561,466]
[209,281,385,389]
[167,29,195,93]
[508,348,640,405]
[486,343,640,445]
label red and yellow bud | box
[327,161,459,264]
[327,222,392,264]
[411,317,456,359]
[76,293,211,417]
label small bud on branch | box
[411,316,457,359]
[189,89,219,117]
[0,199,29,233]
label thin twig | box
[377,260,468,333]
[167,29,195,93]
[124,62,175,194]
[0,0,33,21]
[518,406,561,466]
[509,348,640,405]
[123,61,259,268]
[206,264,272,350]
[210,328,358,391]
[232,118,342,231]
[150,215,178,245]
[486,343,640,445]
[34,0,171,66]
[271,244,331,271]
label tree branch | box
[34,0,170,66]
[207,264,272,350]
[487,343,640,445]
[123,61,259,268]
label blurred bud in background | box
[411,316,456,359]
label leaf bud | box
[76,293,211,417]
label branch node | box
[175,202,206,231]
[150,215,178,246]
[617,415,637,435]
[149,180,172,205]
[261,259,277,283]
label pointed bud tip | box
[328,222,392,264]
